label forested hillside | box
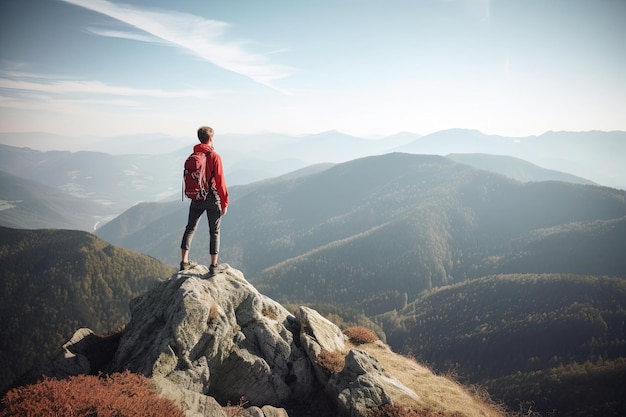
[251,155,625,311]
[446,153,596,186]
[0,227,175,392]
[97,153,626,285]
[376,274,626,417]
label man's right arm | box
[212,153,229,213]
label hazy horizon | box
[1,127,624,155]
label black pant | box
[180,198,222,255]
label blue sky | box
[1,0,624,139]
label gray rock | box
[293,306,414,416]
[329,350,391,417]
[329,348,420,417]
[296,306,346,354]
[27,328,117,382]
[239,406,265,417]
[112,264,314,407]
[55,328,94,376]
[295,306,347,383]
[152,376,226,417]
[239,404,290,417]
[261,405,290,417]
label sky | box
[0,0,625,140]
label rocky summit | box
[31,264,502,417]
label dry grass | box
[373,403,478,417]
[355,342,505,417]
[208,303,219,323]
[308,326,502,416]
[261,304,279,320]
[223,397,247,417]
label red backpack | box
[182,151,213,200]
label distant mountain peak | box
[306,130,356,139]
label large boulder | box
[295,306,346,382]
[329,350,393,417]
[152,376,226,417]
[295,306,420,417]
[17,327,120,386]
[328,349,423,417]
[112,264,314,407]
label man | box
[180,126,229,276]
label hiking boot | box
[208,263,218,277]
[180,260,197,271]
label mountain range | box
[1,144,599,235]
[1,130,623,223]
[395,129,625,190]
[95,152,626,289]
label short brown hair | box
[197,126,214,143]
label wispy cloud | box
[59,0,292,92]
[0,94,141,111]
[0,69,225,114]
[0,73,213,99]
[86,28,162,43]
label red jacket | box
[194,143,229,212]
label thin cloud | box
[0,94,141,110]
[87,28,162,44]
[0,70,227,114]
[59,0,293,92]
[0,76,213,99]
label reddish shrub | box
[343,326,379,344]
[0,371,183,417]
[317,349,346,373]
